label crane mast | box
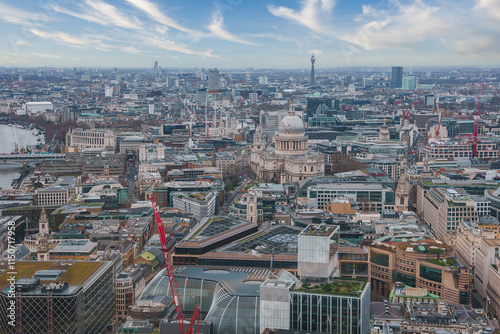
[150,198,199,334]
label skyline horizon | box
[3,63,500,72]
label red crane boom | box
[474,84,481,158]
[436,112,443,137]
[150,198,199,334]
[240,89,247,108]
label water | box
[0,124,44,190]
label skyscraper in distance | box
[310,54,315,86]
[391,66,403,88]
[208,68,220,90]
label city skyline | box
[0,0,499,69]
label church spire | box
[39,207,49,235]
[289,95,295,116]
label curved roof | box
[279,115,305,132]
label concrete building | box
[66,128,116,152]
[48,240,98,261]
[115,266,147,322]
[475,238,500,298]
[208,68,220,90]
[171,191,217,221]
[418,187,486,238]
[298,224,339,279]
[24,101,54,114]
[369,239,471,305]
[36,177,77,206]
[422,138,500,161]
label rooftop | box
[292,278,368,297]
[215,225,302,255]
[50,240,97,253]
[187,216,251,242]
[300,224,339,237]
[0,261,106,290]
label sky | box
[0,0,499,69]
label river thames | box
[0,124,44,190]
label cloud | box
[28,28,112,51]
[0,2,47,25]
[124,0,200,34]
[0,53,30,64]
[120,46,144,55]
[207,9,257,45]
[308,49,323,55]
[343,1,448,51]
[30,53,60,58]
[141,36,218,58]
[476,0,500,20]
[267,0,336,34]
[49,0,142,30]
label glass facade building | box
[0,261,114,334]
[289,284,371,334]
[140,267,262,334]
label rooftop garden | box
[0,261,103,290]
[426,257,458,268]
[244,183,260,190]
[293,278,367,297]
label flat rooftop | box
[215,225,302,255]
[300,224,339,237]
[187,217,251,242]
[0,261,107,290]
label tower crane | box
[150,198,199,334]
[435,112,443,138]
[240,89,247,109]
[473,84,482,158]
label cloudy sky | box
[0,0,499,69]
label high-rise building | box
[208,68,220,90]
[0,261,114,334]
[402,75,416,90]
[261,224,370,334]
[391,66,403,88]
[310,54,315,86]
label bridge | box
[0,153,66,162]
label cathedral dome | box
[279,115,305,132]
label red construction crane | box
[150,198,199,334]
[436,112,443,138]
[473,84,482,158]
[240,89,247,109]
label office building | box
[208,68,220,90]
[173,216,258,265]
[391,66,403,88]
[0,261,114,334]
[36,177,77,206]
[369,239,471,304]
[417,187,487,238]
[261,224,370,334]
[171,191,217,221]
[66,128,116,151]
[402,75,416,90]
